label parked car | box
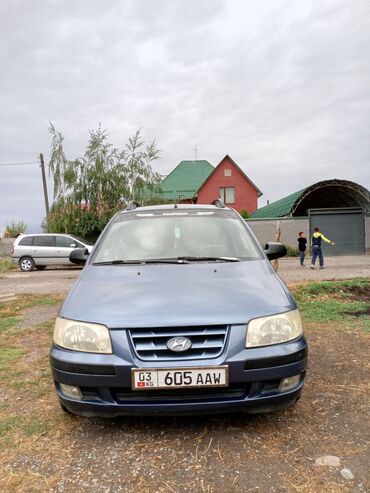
[50,202,307,417]
[11,233,93,271]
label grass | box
[0,257,17,274]
[298,300,368,322]
[0,317,20,332]
[0,294,63,321]
[0,416,18,437]
[0,415,50,438]
[0,348,25,371]
[292,278,370,330]
[293,277,369,298]
[22,294,64,309]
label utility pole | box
[39,153,50,217]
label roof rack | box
[211,198,225,208]
[126,201,140,211]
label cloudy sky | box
[1,0,370,232]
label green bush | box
[47,201,117,243]
[284,245,300,257]
[240,209,249,219]
[4,220,27,238]
[0,258,17,274]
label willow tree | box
[47,124,161,240]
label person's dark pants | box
[311,245,324,267]
[299,251,305,265]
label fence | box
[0,238,14,257]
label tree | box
[47,124,162,240]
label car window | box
[56,236,77,248]
[18,236,33,246]
[93,209,262,262]
[35,236,55,247]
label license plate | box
[131,366,229,390]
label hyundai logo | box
[166,336,192,352]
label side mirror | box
[69,248,89,266]
[70,243,77,248]
[264,242,287,260]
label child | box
[310,227,335,269]
[297,232,307,266]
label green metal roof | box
[159,160,214,200]
[250,188,307,218]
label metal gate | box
[308,208,365,256]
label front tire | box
[19,257,35,272]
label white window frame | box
[219,187,235,204]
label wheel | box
[19,257,35,272]
[36,265,46,270]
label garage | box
[309,208,365,256]
[250,179,370,255]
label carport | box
[250,179,370,255]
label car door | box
[34,235,56,265]
[55,236,78,265]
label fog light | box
[60,383,83,400]
[279,375,301,392]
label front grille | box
[128,326,229,361]
[113,384,249,403]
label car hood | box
[60,260,294,328]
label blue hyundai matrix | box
[50,202,307,417]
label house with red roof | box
[159,155,262,214]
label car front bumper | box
[50,326,307,417]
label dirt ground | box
[0,263,369,492]
[0,308,369,492]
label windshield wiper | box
[93,258,189,265]
[93,260,142,265]
[93,256,240,265]
[176,256,240,262]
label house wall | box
[196,157,258,214]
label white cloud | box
[0,0,369,231]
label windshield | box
[92,209,262,263]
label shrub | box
[240,209,249,219]
[3,220,27,238]
[284,245,300,257]
[0,257,17,274]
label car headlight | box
[53,317,112,353]
[246,309,302,348]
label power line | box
[0,157,369,169]
[0,161,40,166]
